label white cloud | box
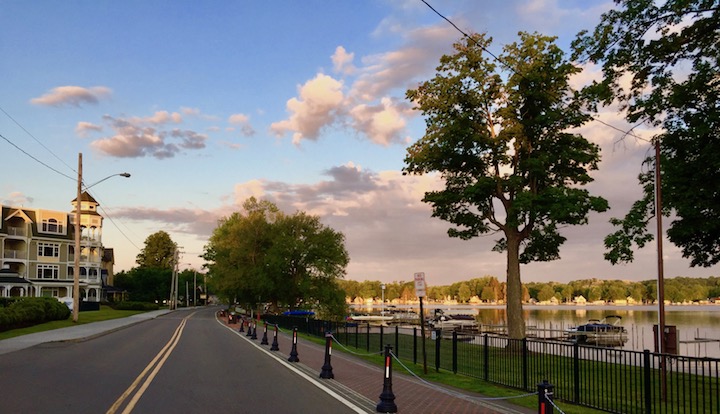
[30,86,112,107]
[349,97,411,146]
[1,191,34,206]
[332,46,356,75]
[270,73,345,145]
[75,121,103,137]
[89,113,207,159]
[228,113,255,137]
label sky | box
[1,0,717,286]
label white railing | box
[3,250,27,259]
[6,227,26,236]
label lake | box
[356,303,720,358]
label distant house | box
[0,193,118,303]
[573,295,587,305]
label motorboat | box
[346,314,394,326]
[566,315,629,347]
[428,310,478,332]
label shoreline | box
[351,303,720,312]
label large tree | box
[203,197,349,318]
[404,32,608,339]
[572,0,720,266]
[136,230,177,269]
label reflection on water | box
[359,304,720,358]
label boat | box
[346,314,394,326]
[428,310,478,333]
[566,315,629,347]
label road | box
[0,307,364,413]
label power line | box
[419,0,652,144]
[0,105,77,173]
[0,132,76,181]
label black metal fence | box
[264,315,720,414]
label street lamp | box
[381,283,386,316]
[73,152,130,322]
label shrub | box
[0,297,71,332]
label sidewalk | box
[0,309,171,355]
[226,318,537,414]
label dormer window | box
[41,218,64,234]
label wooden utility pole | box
[73,153,82,323]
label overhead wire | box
[419,0,652,144]
[0,107,143,253]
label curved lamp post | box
[73,153,130,322]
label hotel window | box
[41,218,64,234]
[38,242,60,258]
[37,264,59,279]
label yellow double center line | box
[106,313,194,414]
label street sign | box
[414,272,426,298]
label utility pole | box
[73,153,82,322]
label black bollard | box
[245,320,253,337]
[261,323,269,345]
[270,324,280,351]
[376,344,397,413]
[251,321,258,340]
[537,380,555,414]
[288,327,300,362]
[319,331,334,379]
[238,318,245,333]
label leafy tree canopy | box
[136,230,177,270]
[203,197,350,319]
[404,32,608,338]
[573,0,720,266]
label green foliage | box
[136,230,177,269]
[573,0,720,267]
[404,32,608,338]
[114,267,172,303]
[204,197,350,319]
[0,297,70,332]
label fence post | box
[395,325,399,359]
[522,338,528,391]
[573,342,580,403]
[366,323,371,352]
[413,327,417,365]
[435,328,441,372]
[537,380,555,414]
[452,331,458,374]
[643,350,652,414]
[380,325,385,353]
[483,333,489,380]
[355,323,359,349]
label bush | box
[0,297,71,332]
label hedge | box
[0,297,71,332]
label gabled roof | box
[72,191,98,204]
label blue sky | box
[2,0,716,285]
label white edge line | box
[216,319,368,414]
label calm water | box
[359,304,720,358]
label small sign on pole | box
[414,272,426,298]
[415,272,428,374]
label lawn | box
[0,306,148,341]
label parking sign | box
[414,272,426,298]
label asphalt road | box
[0,307,364,413]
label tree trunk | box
[505,233,525,340]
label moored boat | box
[566,315,629,347]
